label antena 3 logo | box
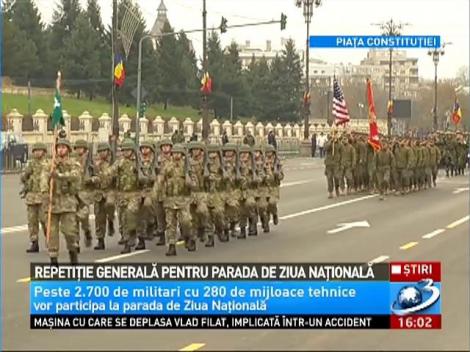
[391,279,440,316]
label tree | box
[221,42,247,118]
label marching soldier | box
[205,144,228,244]
[161,144,194,256]
[253,145,268,233]
[366,141,377,194]
[324,133,343,198]
[91,142,114,250]
[21,142,48,253]
[135,140,157,250]
[106,139,140,254]
[40,139,81,264]
[187,142,211,246]
[153,139,173,246]
[73,139,93,249]
[429,139,441,187]
[237,145,257,238]
[264,144,283,227]
[375,141,395,200]
[340,136,357,195]
[221,143,240,238]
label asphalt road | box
[1,157,469,351]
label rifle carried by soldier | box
[84,144,96,179]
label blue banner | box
[309,35,441,49]
[31,281,391,315]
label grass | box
[2,93,201,120]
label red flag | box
[452,97,462,125]
[366,78,381,151]
[201,72,212,95]
[114,54,125,87]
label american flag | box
[332,76,350,126]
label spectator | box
[311,133,317,158]
[243,130,255,146]
[190,132,198,142]
[221,129,229,145]
[317,132,327,158]
[171,130,179,144]
[267,130,277,150]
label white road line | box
[280,180,314,188]
[400,241,419,250]
[1,225,28,234]
[446,215,470,229]
[422,229,445,239]
[94,250,150,263]
[279,194,378,220]
[368,255,390,265]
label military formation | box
[20,136,284,264]
[323,130,469,200]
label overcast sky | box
[34,0,469,80]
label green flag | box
[52,87,64,129]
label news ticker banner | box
[30,262,441,330]
[309,35,441,49]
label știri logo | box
[391,279,440,316]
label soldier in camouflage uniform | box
[237,145,257,238]
[421,141,432,190]
[366,142,377,194]
[264,144,284,227]
[407,140,418,192]
[429,139,441,187]
[221,143,240,238]
[205,144,228,245]
[324,133,343,198]
[135,140,157,250]
[161,144,194,256]
[457,134,467,175]
[375,141,395,200]
[340,136,357,195]
[253,145,268,233]
[153,139,173,246]
[106,139,140,254]
[356,135,368,193]
[22,142,48,253]
[73,139,93,249]
[40,139,81,264]
[90,142,114,250]
[187,142,211,246]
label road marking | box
[446,215,470,229]
[16,277,31,283]
[280,180,314,188]
[327,220,370,234]
[93,250,151,263]
[2,225,28,234]
[179,343,205,351]
[453,187,469,194]
[400,241,419,250]
[368,255,390,265]
[422,229,445,239]
[279,194,377,220]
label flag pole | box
[46,71,61,244]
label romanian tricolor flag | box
[201,72,212,95]
[366,78,381,151]
[114,54,125,87]
[387,99,394,115]
[303,91,311,106]
[452,97,462,125]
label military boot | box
[50,257,59,266]
[26,241,39,253]
[263,222,270,233]
[186,239,196,252]
[120,244,132,254]
[230,222,238,237]
[217,231,228,243]
[156,232,166,246]
[135,237,146,250]
[328,192,334,199]
[223,228,230,240]
[335,188,341,197]
[69,251,78,265]
[238,226,246,239]
[248,218,258,236]
[166,244,177,256]
[107,220,115,237]
[205,235,215,247]
[273,214,279,225]
[84,230,92,248]
[94,238,105,250]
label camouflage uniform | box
[106,140,140,254]
[40,139,81,264]
[187,142,211,245]
[394,142,407,194]
[91,142,115,250]
[421,142,432,189]
[340,138,357,194]
[73,139,93,248]
[366,143,377,193]
[253,145,268,234]
[221,144,240,238]
[264,144,284,227]
[324,137,343,198]
[162,144,193,256]
[205,145,227,245]
[135,140,157,250]
[375,144,395,199]
[153,139,173,246]
[407,142,417,191]
[22,143,48,252]
[237,145,257,238]
[429,141,441,187]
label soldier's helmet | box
[172,143,186,155]
[252,145,264,154]
[97,142,111,153]
[222,143,238,153]
[56,139,72,151]
[32,142,47,152]
[264,144,276,154]
[159,139,173,149]
[120,139,136,151]
[207,144,221,157]
[74,139,88,150]
[238,144,251,153]
[140,140,155,152]
[188,141,206,151]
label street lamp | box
[372,19,410,137]
[296,0,322,141]
[428,42,451,130]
